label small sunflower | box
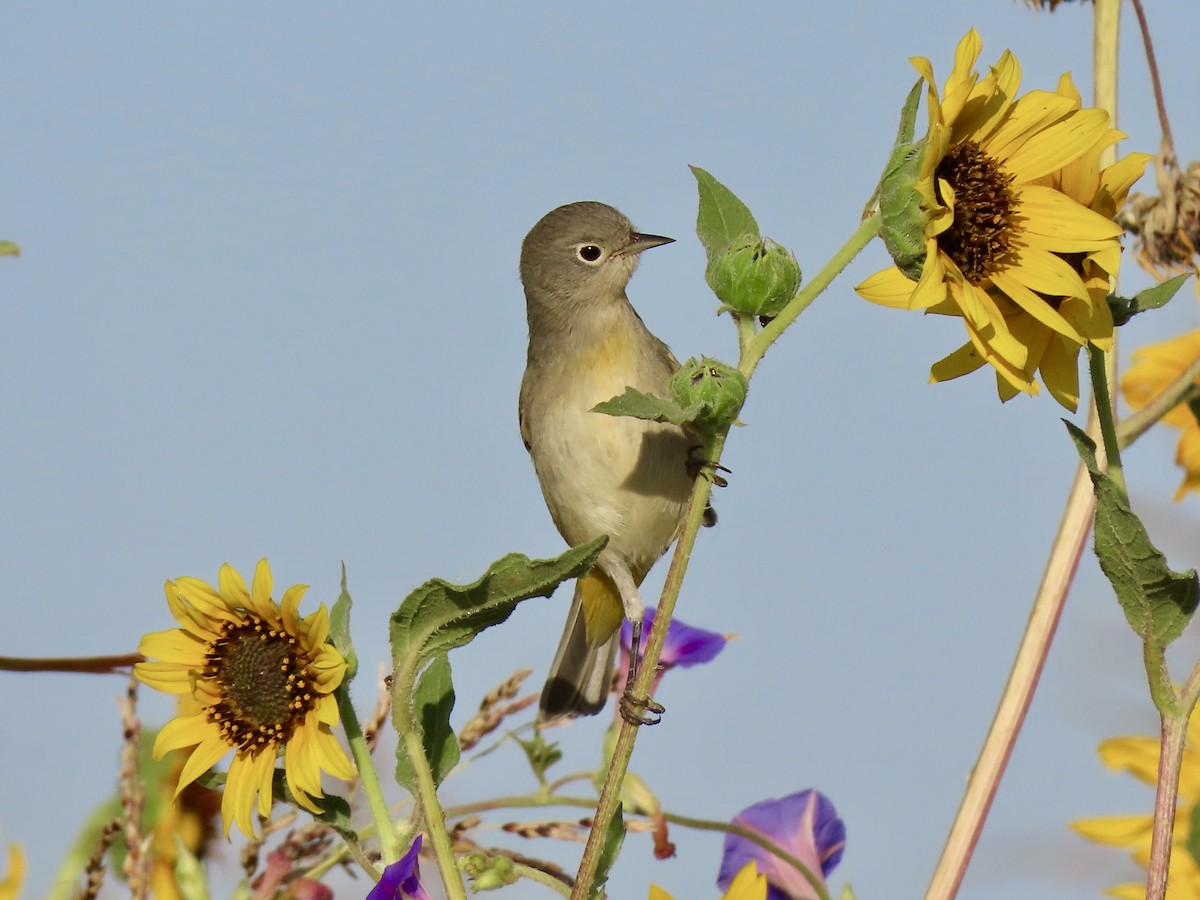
[1121,327,1200,499]
[136,559,355,838]
[857,29,1149,409]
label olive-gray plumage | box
[519,201,693,718]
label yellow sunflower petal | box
[723,862,768,900]
[1099,152,1153,207]
[309,649,347,694]
[1071,814,1153,848]
[1098,736,1161,785]
[955,49,1021,145]
[218,564,253,612]
[153,713,215,756]
[281,585,309,638]
[134,661,200,693]
[176,734,234,794]
[313,724,356,780]
[302,601,329,648]
[1004,246,1089,302]
[138,629,206,665]
[1001,107,1110,182]
[930,341,987,382]
[1015,184,1123,246]
[990,270,1084,344]
[164,582,223,639]
[174,577,241,624]
[648,887,673,900]
[0,843,25,900]
[984,90,1080,166]
[1038,336,1082,411]
[250,558,275,620]
[284,726,324,811]
[856,266,920,308]
[949,279,1028,369]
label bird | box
[518,201,694,720]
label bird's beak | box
[621,232,675,256]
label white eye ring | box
[576,244,604,265]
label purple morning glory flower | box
[617,607,728,698]
[718,790,845,900]
[367,835,431,900]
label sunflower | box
[1121,327,1200,499]
[135,559,355,838]
[1072,710,1200,897]
[856,29,1149,409]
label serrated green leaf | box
[690,166,759,264]
[1066,421,1199,646]
[330,562,357,681]
[1108,273,1193,326]
[388,541,605,791]
[0,241,19,257]
[592,386,693,426]
[395,653,459,791]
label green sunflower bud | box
[704,235,802,318]
[670,357,748,433]
[878,140,928,280]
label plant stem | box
[569,437,722,899]
[1146,710,1187,900]
[512,862,573,897]
[0,653,143,673]
[1089,344,1127,496]
[572,211,880,897]
[1118,364,1200,449]
[742,211,881,374]
[925,458,1094,899]
[400,727,468,900]
[336,685,394,877]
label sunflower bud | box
[705,236,802,318]
[670,357,748,433]
[878,141,928,280]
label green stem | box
[570,436,723,899]
[571,212,879,897]
[1146,709,1188,900]
[441,794,826,898]
[1143,643,1178,718]
[1088,344,1126,496]
[742,211,881,373]
[400,727,468,900]
[336,685,396,874]
[511,862,573,897]
[1118,362,1200,449]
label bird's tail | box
[539,570,625,719]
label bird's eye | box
[577,245,603,263]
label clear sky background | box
[3,3,1199,898]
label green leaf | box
[592,386,693,426]
[515,730,562,782]
[1066,421,1199,646]
[330,562,357,681]
[876,80,928,280]
[0,241,19,257]
[394,652,460,791]
[690,166,759,264]
[1108,273,1193,326]
[591,802,626,899]
[893,78,922,146]
[388,540,605,789]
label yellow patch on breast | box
[571,327,640,396]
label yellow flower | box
[650,862,767,900]
[1121,327,1200,499]
[0,841,23,900]
[856,29,1149,409]
[1072,710,1200,897]
[135,559,355,838]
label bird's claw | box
[619,690,666,727]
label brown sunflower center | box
[204,616,314,754]
[934,140,1020,283]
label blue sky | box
[3,3,1199,898]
